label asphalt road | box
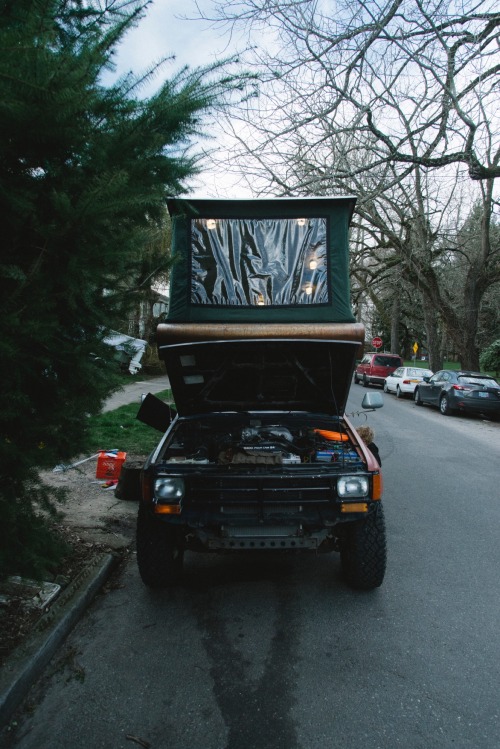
[4,385,500,749]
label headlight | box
[337,475,369,498]
[154,477,185,503]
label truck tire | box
[136,504,184,587]
[340,504,387,590]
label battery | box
[315,450,341,462]
[342,450,363,464]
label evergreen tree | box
[0,0,224,575]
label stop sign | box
[372,336,383,349]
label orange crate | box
[96,451,127,480]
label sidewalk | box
[102,374,170,412]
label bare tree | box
[196,0,500,368]
[201,0,500,180]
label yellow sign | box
[413,342,419,354]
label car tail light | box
[452,384,471,391]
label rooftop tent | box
[165,197,357,324]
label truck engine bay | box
[160,415,365,469]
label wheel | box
[340,504,387,590]
[383,381,389,393]
[396,386,403,398]
[414,387,423,406]
[136,504,184,587]
[362,375,369,387]
[439,394,454,416]
[354,373,360,384]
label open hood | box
[159,339,359,417]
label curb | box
[0,553,117,728]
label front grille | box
[186,475,334,509]
[226,525,295,538]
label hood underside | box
[159,339,359,417]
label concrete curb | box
[0,553,117,728]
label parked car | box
[384,366,433,398]
[354,352,403,387]
[414,370,500,419]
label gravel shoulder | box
[0,374,170,670]
[0,457,141,671]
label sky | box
[107,1,251,197]
[111,1,232,79]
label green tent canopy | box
[166,197,357,324]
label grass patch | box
[403,360,497,377]
[403,359,458,369]
[87,389,173,456]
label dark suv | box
[135,197,387,591]
[354,353,403,387]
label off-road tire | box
[136,504,184,587]
[439,394,453,415]
[414,387,423,406]
[340,504,387,590]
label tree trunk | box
[390,294,400,354]
[423,296,443,371]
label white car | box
[383,366,433,398]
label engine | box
[163,420,362,467]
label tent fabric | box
[166,197,356,324]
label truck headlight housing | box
[154,477,185,503]
[337,475,369,498]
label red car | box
[354,352,403,387]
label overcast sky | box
[112,1,233,78]
[107,1,252,196]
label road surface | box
[3,385,500,749]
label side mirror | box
[136,393,177,432]
[361,392,384,410]
[423,376,431,382]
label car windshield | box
[458,375,500,388]
[374,356,400,366]
[406,368,430,377]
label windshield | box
[458,375,499,388]
[374,356,401,367]
[190,217,329,307]
[407,368,432,377]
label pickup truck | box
[136,197,387,590]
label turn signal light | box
[153,504,182,515]
[340,502,368,513]
[372,473,383,500]
[141,474,153,502]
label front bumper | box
[145,467,381,550]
